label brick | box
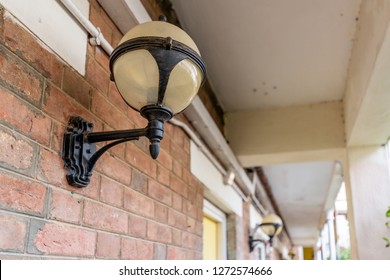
[37,148,67,187]
[0,213,28,252]
[29,220,96,257]
[168,209,187,230]
[91,91,129,130]
[154,243,167,260]
[0,87,51,145]
[147,221,172,243]
[130,169,147,194]
[183,136,190,154]
[182,169,191,184]
[186,217,197,234]
[154,203,168,223]
[86,55,109,95]
[3,16,63,86]
[83,201,128,234]
[195,221,202,236]
[164,122,175,138]
[182,232,201,250]
[0,127,36,174]
[125,143,157,179]
[148,179,172,206]
[49,189,82,224]
[108,82,127,113]
[171,142,189,168]
[188,188,197,204]
[50,121,65,153]
[160,136,170,152]
[95,152,131,185]
[170,175,188,198]
[173,126,185,147]
[100,176,124,208]
[127,106,148,128]
[89,0,102,13]
[172,160,182,177]
[95,46,110,72]
[171,228,182,246]
[43,83,102,130]
[128,214,147,238]
[0,172,47,216]
[62,67,93,109]
[183,198,198,220]
[124,188,154,219]
[172,192,183,211]
[0,46,43,105]
[121,238,154,260]
[167,246,187,260]
[96,232,121,259]
[112,30,123,48]
[157,149,173,170]
[134,136,149,154]
[157,165,170,186]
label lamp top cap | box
[119,21,201,55]
[262,213,283,225]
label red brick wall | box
[0,1,204,259]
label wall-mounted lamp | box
[249,214,283,252]
[62,17,206,188]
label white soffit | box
[171,0,362,112]
[97,0,151,35]
[262,160,335,246]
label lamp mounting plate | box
[62,117,96,187]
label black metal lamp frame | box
[249,222,282,252]
[62,35,206,188]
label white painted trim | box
[203,200,227,260]
[191,141,243,217]
[124,0,151,23]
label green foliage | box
[385,207,390,248]
[338,247,351,260]
[383,237,390,248]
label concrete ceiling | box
[262,161,338,246]
[171,0,361,112]
[170,0,362,247]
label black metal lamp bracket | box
[62,107,171,188]
[248,222,281,252]
[249,236,266,252]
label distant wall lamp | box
[62,17,206,187]
[249,214,283,252]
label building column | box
[344,146,390,259]
[326,210,337,260]
[321,228,327,260]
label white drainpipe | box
[60,0,113,55]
